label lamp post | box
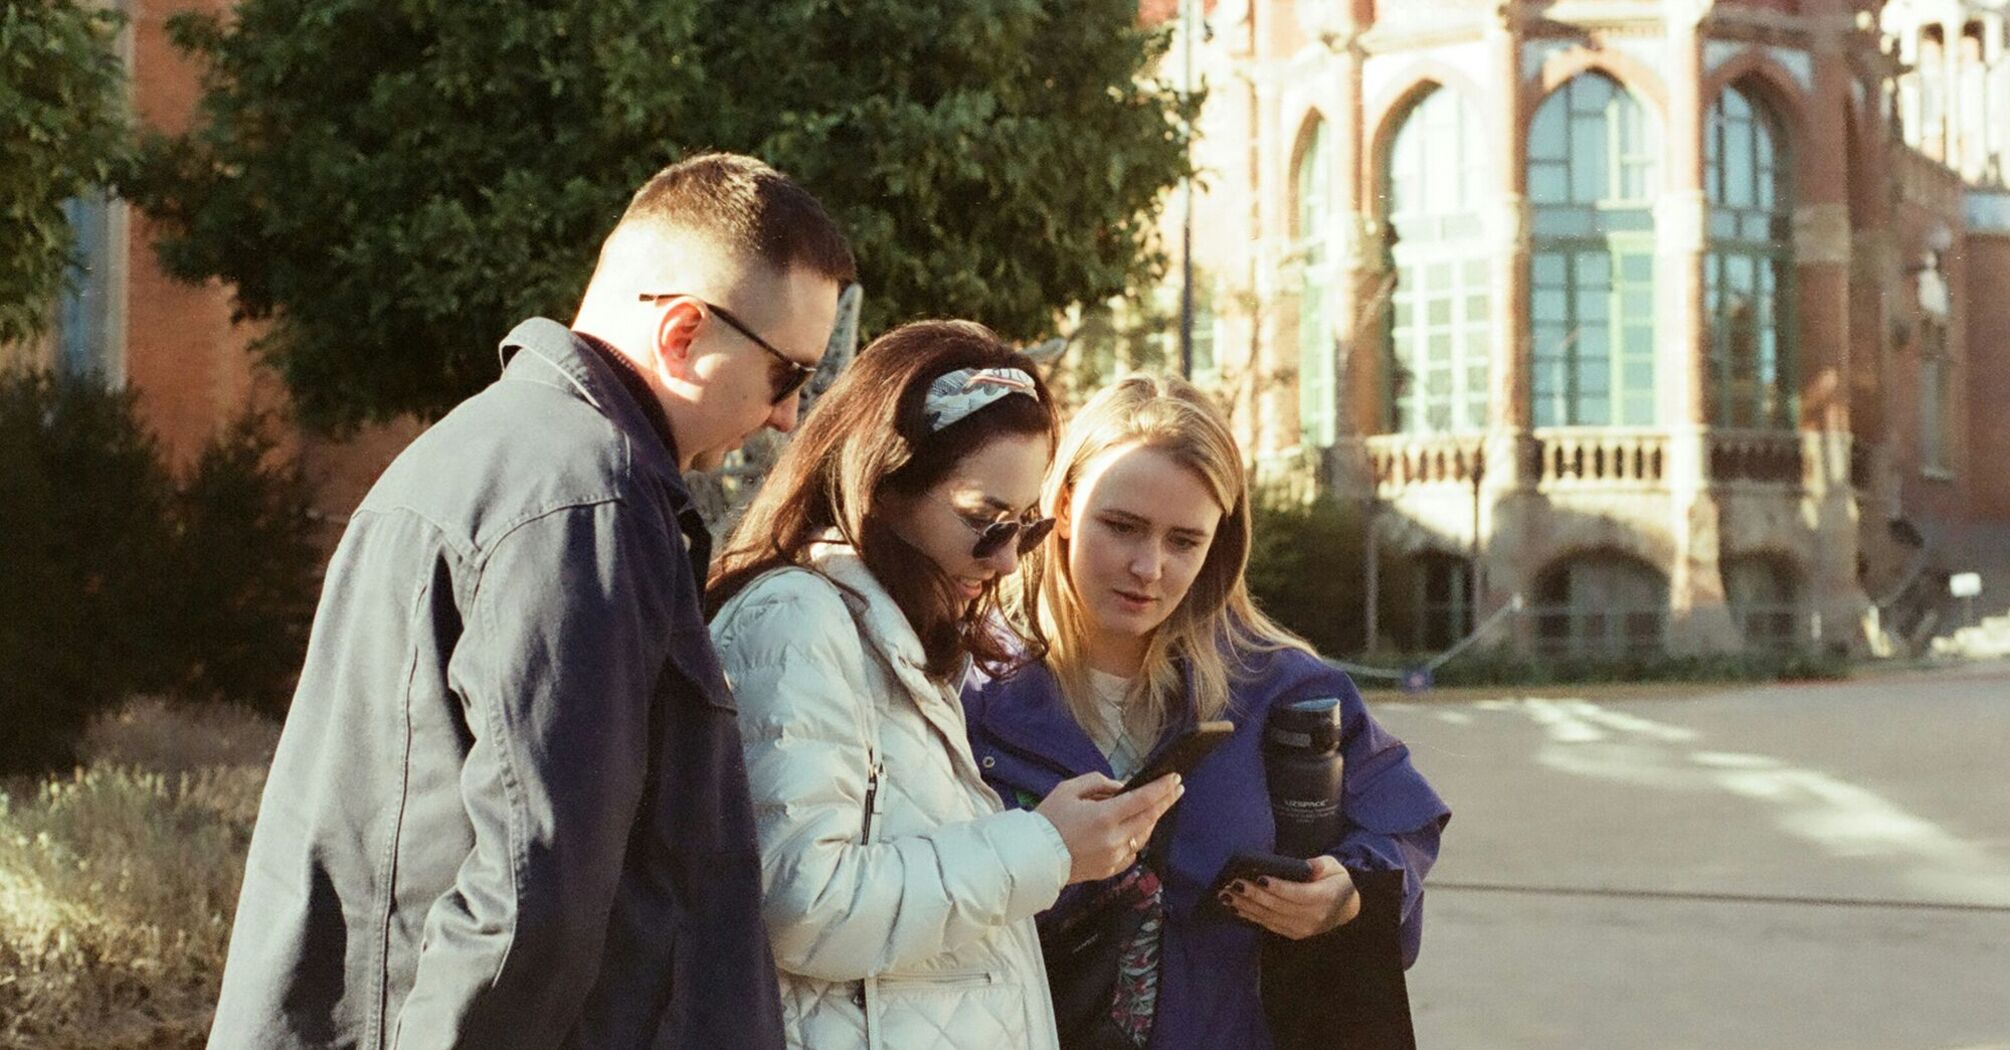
[1177,0,1199,378]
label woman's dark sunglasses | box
[960,510,1057,560]
[638,292,818,405]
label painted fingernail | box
[1230,880,1248,894]
[1257,876,1272,888]
[1217,892,1233,906]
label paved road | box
[1370,661,2010,1050]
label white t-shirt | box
[1085,669,1149,781]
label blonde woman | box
[963,375,1449,1050]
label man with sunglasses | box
[210,153,854,1050]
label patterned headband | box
[923,367,1040,432]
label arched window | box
[1406,551,1475,651]
[1386,87,1490,433]
[1527,74,1660,428]
[1705,84,1793,428]
[1722,555,1801,649]
[1532,552,1668,656]
[1294,118,1336,447]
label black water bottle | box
[1263,697,1345,858]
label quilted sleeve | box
[712,573,1071,983]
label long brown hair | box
[707,320,1058,677]
[1009,374,1312,741]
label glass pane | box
[1577,323,1610,362]
[1530,99,1566,162]
[1571,114,1605,202]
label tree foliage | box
[130,0,1194,428]
[0,0,128,345]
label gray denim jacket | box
[208,319,781,1050]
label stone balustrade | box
[1362,434,1487,493]
[1358,428,1815,494]
[1532,428,1667,487]
[1707,429,1805,486]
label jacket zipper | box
[860,760,885,842]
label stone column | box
[1661,4,1740,654]
[1481,8,1533,623]
[1799,20,1871,652]
[1331,24,1379,491]
[1251,42,1294,459]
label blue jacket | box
[963,647,1449,1050]
[208,320,782,1050]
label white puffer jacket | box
[710,543,1070,1050]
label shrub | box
[1245,488,1411,656]
[160,414,320,714]
[0,368,320,773]
[0,368,176,772]
[1356,643,1853,689]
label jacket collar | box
[497,317,695,510]
[498,318,677,459]
[808,539,1002,797]
[975,656,1204,778]
[805,540,937,678]
[974,661,1112,777]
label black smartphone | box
[1208,850,1317,899]
[1121,720,1235,791]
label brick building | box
[14,0,2009,657]
[1163,0,2010,655]
[7,0,419,532]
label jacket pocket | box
[869,969,1024,1050]
[874,969,1003,992]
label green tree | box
[130,0,1193,429]
[0,0,128,345]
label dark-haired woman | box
[707,320,1184,1050]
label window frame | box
[1704,84,1796,430]
[1525,74,1661,429]
[1387,87,1492,435]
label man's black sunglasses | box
[638,293,817,405]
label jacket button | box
[981,755,996,769]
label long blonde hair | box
[1012,374,1312,742]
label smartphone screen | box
[1122,720,1235,791]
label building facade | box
[1171,0,2010,655]
[5,0,421,532]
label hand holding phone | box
[1209,850,1317,897]
[1122,720,1235,792]
[1208,850,1318,926]
[1038,771,1185,884]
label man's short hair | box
[620,152,857,286]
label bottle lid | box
[1266,697,1342,753]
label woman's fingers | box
[1039,772,1187,882]
[1218,858,1359,939]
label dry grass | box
[1,699,276,1050]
